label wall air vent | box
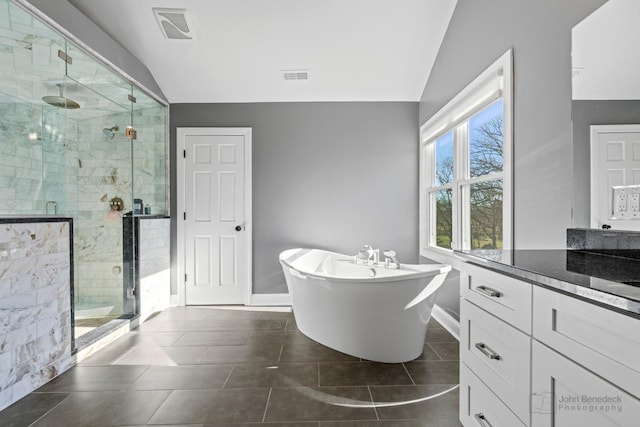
[282,70,310,81]
[153,8,194,40]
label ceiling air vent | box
[282,70,310,81]
[153,8,193,40]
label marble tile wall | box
[138,218,170,322]
[73,112,131,313]
[0,102,79,216]
[0,220,72,411]
[73,108,166,313]
[132,105,167,216]
[0,104,166,314]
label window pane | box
[470,179,503,249]
[435,189,453,249]
[469,99,503,178]
[435,131,454,186]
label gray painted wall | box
[418,0,607,321]
[170,102,425,295]
[22,0,166,102]
[572,100,640,227]
[420,0,606,248]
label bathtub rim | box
[279,247,451,284]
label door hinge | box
[183,212,186,220]
[184,274,187,282]
[58,49,72,64]
[128,94,137,103]
[183,150,186,158]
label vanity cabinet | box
[531,340,639,427]
[460,263,532,426]
[460,262,640,427]
[531,286,640,426]
[460,363,526,427]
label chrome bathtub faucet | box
[383,250,400,269]
[357,245,373,264]
[357,245,396,267]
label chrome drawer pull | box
[474,413,493,427]
[476,285,501,298]
[475,342,501,360]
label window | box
[420,50,512,256]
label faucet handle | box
[357,245,371,261]
[383,250,396,257]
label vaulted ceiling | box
[67,0,457,103]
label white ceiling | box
[572,0,640,100]
[67,0,457,103]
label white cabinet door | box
[531,340,640,427]
[461,299,531,423]
[532,286,640,398]
[460,364,527,427]
[460,262,532,333]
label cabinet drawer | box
[460,262,532,333]
[460,363,527,427]
[461,299,531,422]
[533,286,640,398]
[531,340,640,427]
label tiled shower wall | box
[0,220,72,411]
[74,107,166,313]
[0,104,48,214]
[0,104,166,314]
[138,218,170,323]
[133,106,167,216]
[74,111,131,313]
[0,103,78,216]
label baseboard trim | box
[249,293,292,306]
[431,304,460,341]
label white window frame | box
[420,49,513,263]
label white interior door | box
[591,125,640,231]
[178,127,252,305]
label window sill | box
[420,247,464,271]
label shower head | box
[103,126,120,139]
[42,84,80,109]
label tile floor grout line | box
[427,342,444,360]
[220,363,236,389]
[277,344,284,364]
[262,387,273,423]
[142,387,175,425]
[402,362,416,386]
[27,393,73,427]
[367,385,380,421]
[194,345,211,364]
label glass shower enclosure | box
[0,0,168,349]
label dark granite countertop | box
[455,249,640,317]
[123,214,170,220]
[0,215,73,224]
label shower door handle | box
[235,225,242,232]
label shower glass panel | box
[0,0,167,349]
[62,43,138,335]
[0,0,67,215]
[60,77,135,337]
[132,86,168,217]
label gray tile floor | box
[1,307,462,427]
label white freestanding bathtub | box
[279,248,451,363]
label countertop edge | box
[454,250,640,318]
[0,216,73,224]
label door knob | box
[235,225,242,231]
